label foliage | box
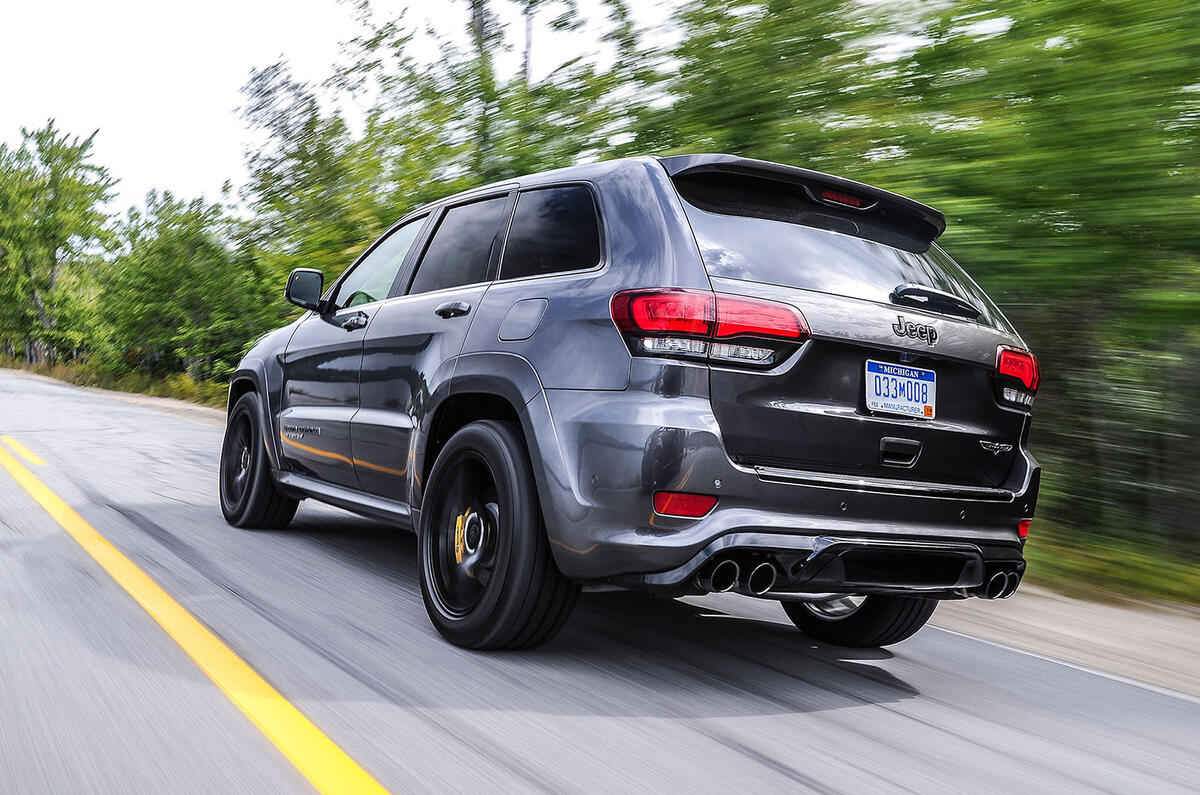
[1024,523,1200,607]
[0,121,115,360]
[96,191,277,380]
[0,0,1197,594]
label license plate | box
[865,360,936,419]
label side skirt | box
[276,471,414,531]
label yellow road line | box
[1,435,47,466]
[0,444,389,795]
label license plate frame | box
[865,360,936,419]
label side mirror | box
[285,268,323,311]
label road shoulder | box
[0,367,225,428]
[933,585,1200,699]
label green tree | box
[0,120,114,361]
[98,191,275,380]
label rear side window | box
[499,186,601,281]
[409,195,510,295]
[676,174,1009,330]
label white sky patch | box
[0,0,678,212]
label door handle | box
[340,312,369,330]
[435,301,471,319]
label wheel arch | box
[416,352,546,512]
[227,361,283,469]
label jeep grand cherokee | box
[219,154,1040,649]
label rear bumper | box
[613,532,1024,597]
[524,376,1039,589]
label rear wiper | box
[890,283,982,320]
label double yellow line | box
[0,436,388,795]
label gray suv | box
[220,154,1041,650]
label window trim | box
[494,181,607,285]
[324,212,432,311]
[400,189,517,297]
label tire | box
[418,420,579,650]
[781,594,937,648]
[219,391,298,529]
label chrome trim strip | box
[754,465,1013,502]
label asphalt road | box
[1,369,1197,794]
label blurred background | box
[0,0,1197,606]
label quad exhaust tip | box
[746,561,778,596]
[696,558,779,596]
[698,559,740,593]
[984,570,1022,599]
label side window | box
[332,217,425,309]
[499,186,601,281]
[408,195,510,295]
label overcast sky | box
[0,0,674,212]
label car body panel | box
[355,282,489,498]
[277,307,375,488]
[526,356,1035,580]
[704,277,1029,486]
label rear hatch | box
[662,155,1032,489]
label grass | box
[0,357,227,408]
[1023,526,1200,607]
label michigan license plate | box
[866,360,936,419]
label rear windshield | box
[678,189,1010,330]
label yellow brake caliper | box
[454,508,472,564]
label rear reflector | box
[653,491,718,518]
[612,288,809,368]
[1018,519,1032,540]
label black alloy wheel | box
[219,391,298,529]
[419,420,578,649]
[427,454,501,617]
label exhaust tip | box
[999,571,1021,599]
[707,559,740,593]
[746,561,778,596]
[984,571,1008,599]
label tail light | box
[612,288,809,368]
[1018,519,1031,540]
[995,346,1040,409]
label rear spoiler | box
[658,154,946,250]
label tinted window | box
[499,186,601,280]
[680,200,1011,331]
[409,195,510,294]
[333,218,425,309]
